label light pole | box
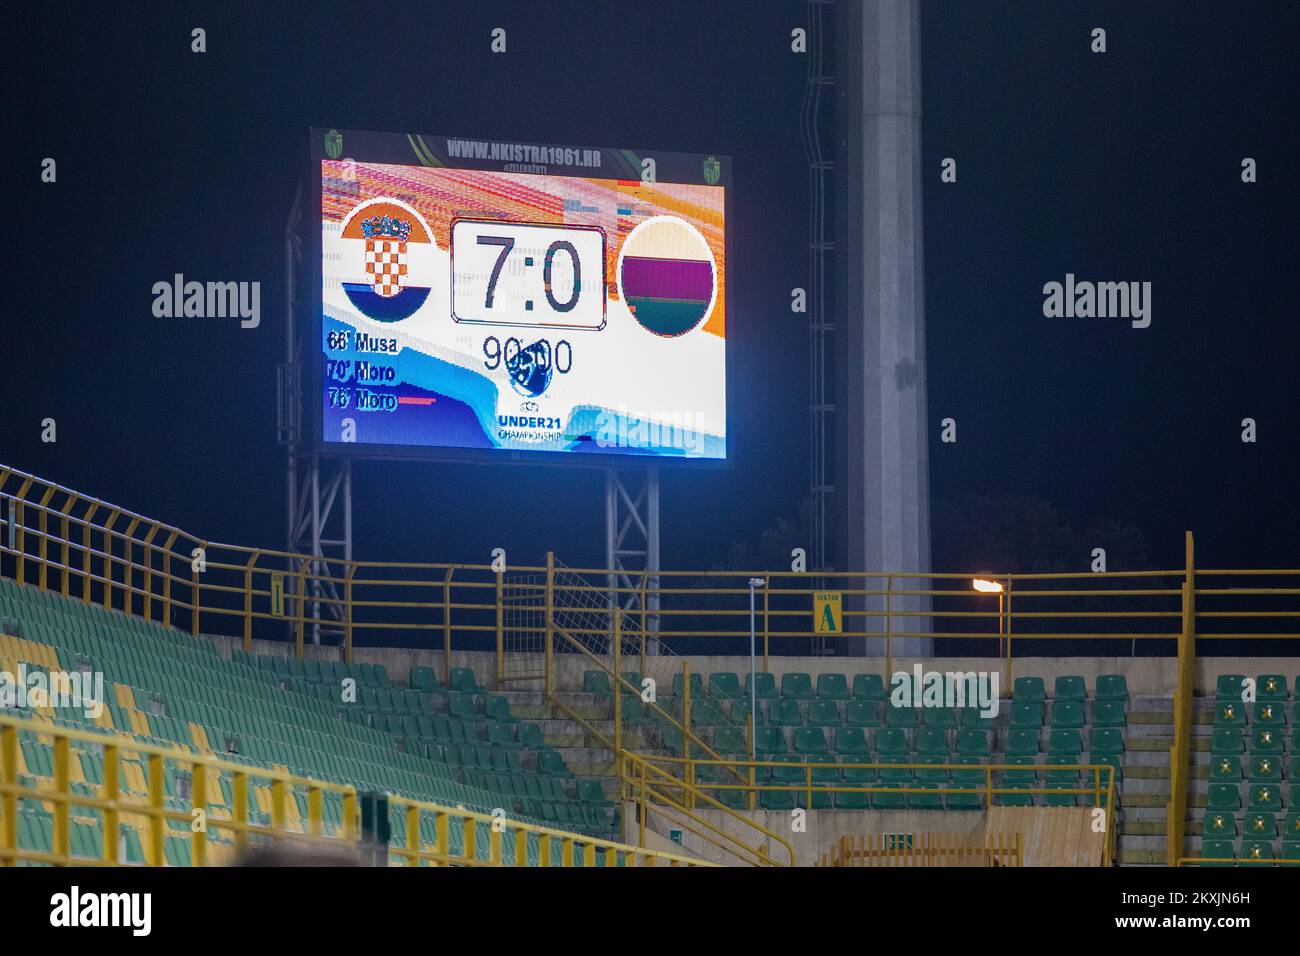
[748,577,765,758]
[973,578,1007,693]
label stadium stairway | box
[0,577,619,865]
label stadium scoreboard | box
[310,128,730,464]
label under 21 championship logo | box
[339,198,434,323]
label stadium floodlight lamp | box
[972,578,1003,593]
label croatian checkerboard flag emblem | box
[340,198,433,322]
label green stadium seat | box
[1200,840,1234,866]
[1252,726,1283,754]
[834,726,869,755]
[709,672,742,700]
[487,723,517,750]
[1213,699,1246,726]
[883,703,919,726]
[1044,781,1077,807]
[1044,754,1080,784]
[1206,784,1241,811]
[780,673,814,700]
[689,698,727,727]
[1094,675,1128,701]
[1215,674,1248,700]
[769,699,803,727]
[582,671,612,695]
[1211,727,1245,754]
[947,789,983,810]
[840,756,876,783]
[962,706,998,731]
[1210,756,1242,781]
[1240,841,1273,863]
[409,665,438,693]
[447,693,476,721]
[1051,701,1085,729]
[483,695,516,722]
[1202,812,1237,838]
[449,667,480,693]
[1013,677,1045,702]
[909,784,943,809]
[660,726,685,755]
[1252,701,1284,727]
[1256,674,1287,701]
[760,789,796,811]
[671,672,704,699]
[754,727,786,756]
[923,707,958,729]
[852,674,886,700]
[538,750,574,778]
[875,728,909,758]
[767,754,803,784]
[712,726,746,755]
[794,727,830,755]
[1048,729,1083,755]
[1011,701,1043,728]
[1001,757,1036,787]
[1282,844,1300,862]
[870,791,906,810]
[1092,701,1127,728]
[807,699,841,726]
[1282,813,1300,842]
[1243,812,1277,840]
[995,785,1034,807]
[1054,676,1087,702]
[956,729,991,759]
[835,791,869,809]
[1248,755,1282,783]
[519,723,546,748]
[1247,784,1281,812]
[844,700,879,728]
[915,728,948,756]
[1005,729,1039,756]
[745,673,778,700]
[816,673,850,700]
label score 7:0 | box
[477,235,582,313]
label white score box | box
[451,219,606,330]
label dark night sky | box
[7,1,1298,575]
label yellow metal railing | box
[0,714,709,867]
[386,793,709,867]
[621,750,795,866]
[4,464,1298,673]
[623,751,1116,866]
[0,713,357,866]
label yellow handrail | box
[621,749,795,866]
[0,714,710,868]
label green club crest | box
[703,155,720,185]
[324,129,343,160]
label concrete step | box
[1118,848,1166,865]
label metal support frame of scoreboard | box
[605,468,660,655]
[281,183,354,646]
